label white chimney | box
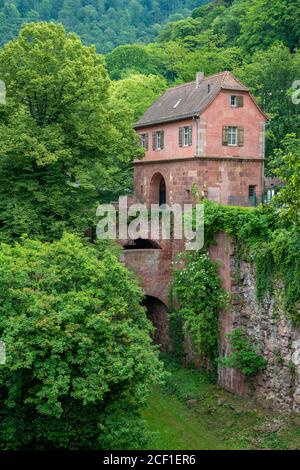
[196,72,204,87]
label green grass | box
[142,388,228,450]
[141,357,300,450]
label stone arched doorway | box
[150,173,167,207]
[143,296,170,351]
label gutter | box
[134,112,199,129]
[193,115,200,159]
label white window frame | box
[140,133,147,149]
[156,131,163,150]
[230,95,237,108]
[183,126,191,147]
[228,126,238,146]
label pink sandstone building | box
[133,71,268,207]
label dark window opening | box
[159,179,166,206]
[249,185,256,198]
[123,239,161,250]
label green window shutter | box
[237,96,244,107]
[161,131,164,150]
[145,133,149,150]
[188,126,192,146]
[222,126,229,146]
[152,131,156,150]
[179,127,183,147]
[238,127,244,146]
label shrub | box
[219,328,267,377]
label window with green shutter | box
[238,127,244,146]
[222,126,229,146]
[179,127,183,147]
[237,96,244,107]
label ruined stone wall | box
[211,233,300,413]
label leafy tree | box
[110,73,167,122]
[0,233,165,449]
[235,43,300,158]
[106,44,160,80]
[0,22,141,241]
[238,0,300,53]
[270,134,300,226]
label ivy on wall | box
[170,252,228,365]
[202,200,300,324]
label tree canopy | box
[0,22,141,241]
[0,0,207,53]
[0,234,164,449]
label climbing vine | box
[201,200,300,324]
[170,252,228,365]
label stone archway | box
[150,173,167,207]
[143,296,170,351]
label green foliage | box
[202,200,300,322]
[0,22,141,240]
[219,328,267,376]
[0,0,206,53]
[270,134,300,225]
[0,233,165,449]
[235,45,300,157]
[168,311,185,362]
[171,251,227,363]
[110,73,167,122]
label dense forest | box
[0,0,299,452]
[0,0,206,52]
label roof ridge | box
[167,71,230,92]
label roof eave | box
[133,113,200,129]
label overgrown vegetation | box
[171,252,227,366]
[219,328,267,376]
[0,234,165,450]
[202,195,300,324]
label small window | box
[179,126,192,147]
[153,130,164,150]
[228,126,238,146]
[156,131,164,150]
[230,96,237,107]
[249,185,256,198]
[208,84,211,93]
[140,133,148,150]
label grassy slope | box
[142,358,300,450]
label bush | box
[219,328,267,377]
[0,234,164,449]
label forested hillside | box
[0,0,206,52]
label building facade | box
[133,71,268,207]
